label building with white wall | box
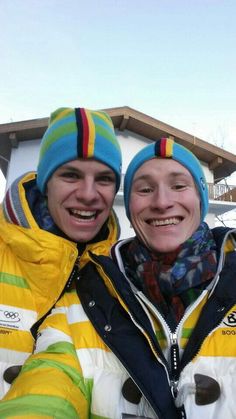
[1,106,236,238]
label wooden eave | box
[0,106,236,181]
[107,107,236,181]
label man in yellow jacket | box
[0,106,122,399]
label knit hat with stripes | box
[124,137,208,222]
[37,107,122,193]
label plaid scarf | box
[123,222,217,329]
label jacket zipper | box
[136,289,210,398]
[66,256,81,290]
[170,332,180,398]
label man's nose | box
[151,186,173,210]
[74,179,99,202]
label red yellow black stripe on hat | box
[37,107,122,193]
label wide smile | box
[147,216,183,226]
[69,209,99,221]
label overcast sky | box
[0,0,236,211]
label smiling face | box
[46,159,116,242]
[129,158,201,253]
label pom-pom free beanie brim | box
[37,107,122,193]
[124,137,208,222]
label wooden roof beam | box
[119,114,129,131]
[209,156,223,170]
[9,132,18,148]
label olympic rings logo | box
[4,311,19,319]
[0,310,21,323]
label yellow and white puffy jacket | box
[0,172,119,401]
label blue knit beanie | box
[37,107,122,193]
[124,137,208,222]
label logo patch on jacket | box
[222,310,236,327]
[0,308,21,330]
[0,304,37,331]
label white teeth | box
[150,217,180,226]
[73,210,95,216]
[70,209,96,219]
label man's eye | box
[60,172,78,179]
[173,184,186,190]
[97,175,115,183]
[138,186,153,193]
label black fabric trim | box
[91,254,165,362]
[212,226,234,260]
[75,107,83,157]
[30,306,54,340]
[154,139,161,156]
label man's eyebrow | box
[58,165,115,176]
[56,165,83,175]
[97,169,115,176]
[133,171,192,183]
[132,174,152,183]
[168,171,192,178]
[58,164,78,171]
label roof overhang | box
[0,106,236,181]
